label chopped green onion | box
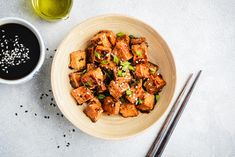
[137,98,142,105]
[129,35,135,39]
[121,61,131,70]
[116,32,125,37]
[101,60,108,64]
[150,68,156,74]
[95,51,101,59]
[126,89,133,96]
[155,94,160,102]
[85,81,92,87]
[117,70,123,77]
[121,61,131,67]
[136,50,142,57]
[113,55,119,65]
[98,94,105,100]
[128,65,135,71]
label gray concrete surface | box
[0,0,235,156]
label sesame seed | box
[15,113,18,116]
[25,110,28,113]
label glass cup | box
[31,0,73,21]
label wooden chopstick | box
[146,70,202,157]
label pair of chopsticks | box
[146,70,202,157]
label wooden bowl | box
[51,14,176,140]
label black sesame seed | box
[54,49,57,51]
[40,97,42,99]
[47,116,50,119]
[15,113,18,116]
[57,146,60,148]
[53,104,56,107]
[46,48,49,51]
[72,129,75,132]
[34,113,37,116]
[63,134,66,137]
[50,56,53,58]
[56,113,60,115]
[25,110,28,113]
[51,98,54,101]
[50,103,53,106]
[61,114,63,117]
[49,89,52,92]
[45,94,48,97]
[44,116,47,119]
[20,105,23,107]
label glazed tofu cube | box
[81,67,104,89]
[83,98,103,122]
[116,34,130,44]
[144,74,166,94]
[94,46,112,63]
[135,64,150,78]
[125,80,144,104]
[130,37,146,45]
[86,44,96,63]
[136,92,155,112]
[69,50,86,71]
[119,103,139,118]
[132,42,148,64]
[71,86,94,105]
[90,32,112,48]
[98,30,116,46]
[113,38,133,61]
[114,67,132,83]
[108,80,129,99]
[103,96,121,115]
[69,72,82,88]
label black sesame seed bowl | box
[0,17,45,84]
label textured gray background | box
[0,0,235,157]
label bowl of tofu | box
[51,14,176,140]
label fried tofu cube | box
[69,50,86,71]
[94,46,112,63]
[71,86,94,104]
[113,37,133,61]
[81,67,104,89]
[130,37,146,45]
[116,34,130,44]
[83,98,103,122]
[90,32,112,48]
[125,80,144,104]
[69,72,82,88]
[114,67,132,83]
[136,92,155,112]
[132,42,148,64]
[108,80,129,99]
[119,103,139,118]
[98,30,116,46]
[135,64,150,78]
[103,96,121,115]
[144,74,166,94]
[86,44,96,63]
